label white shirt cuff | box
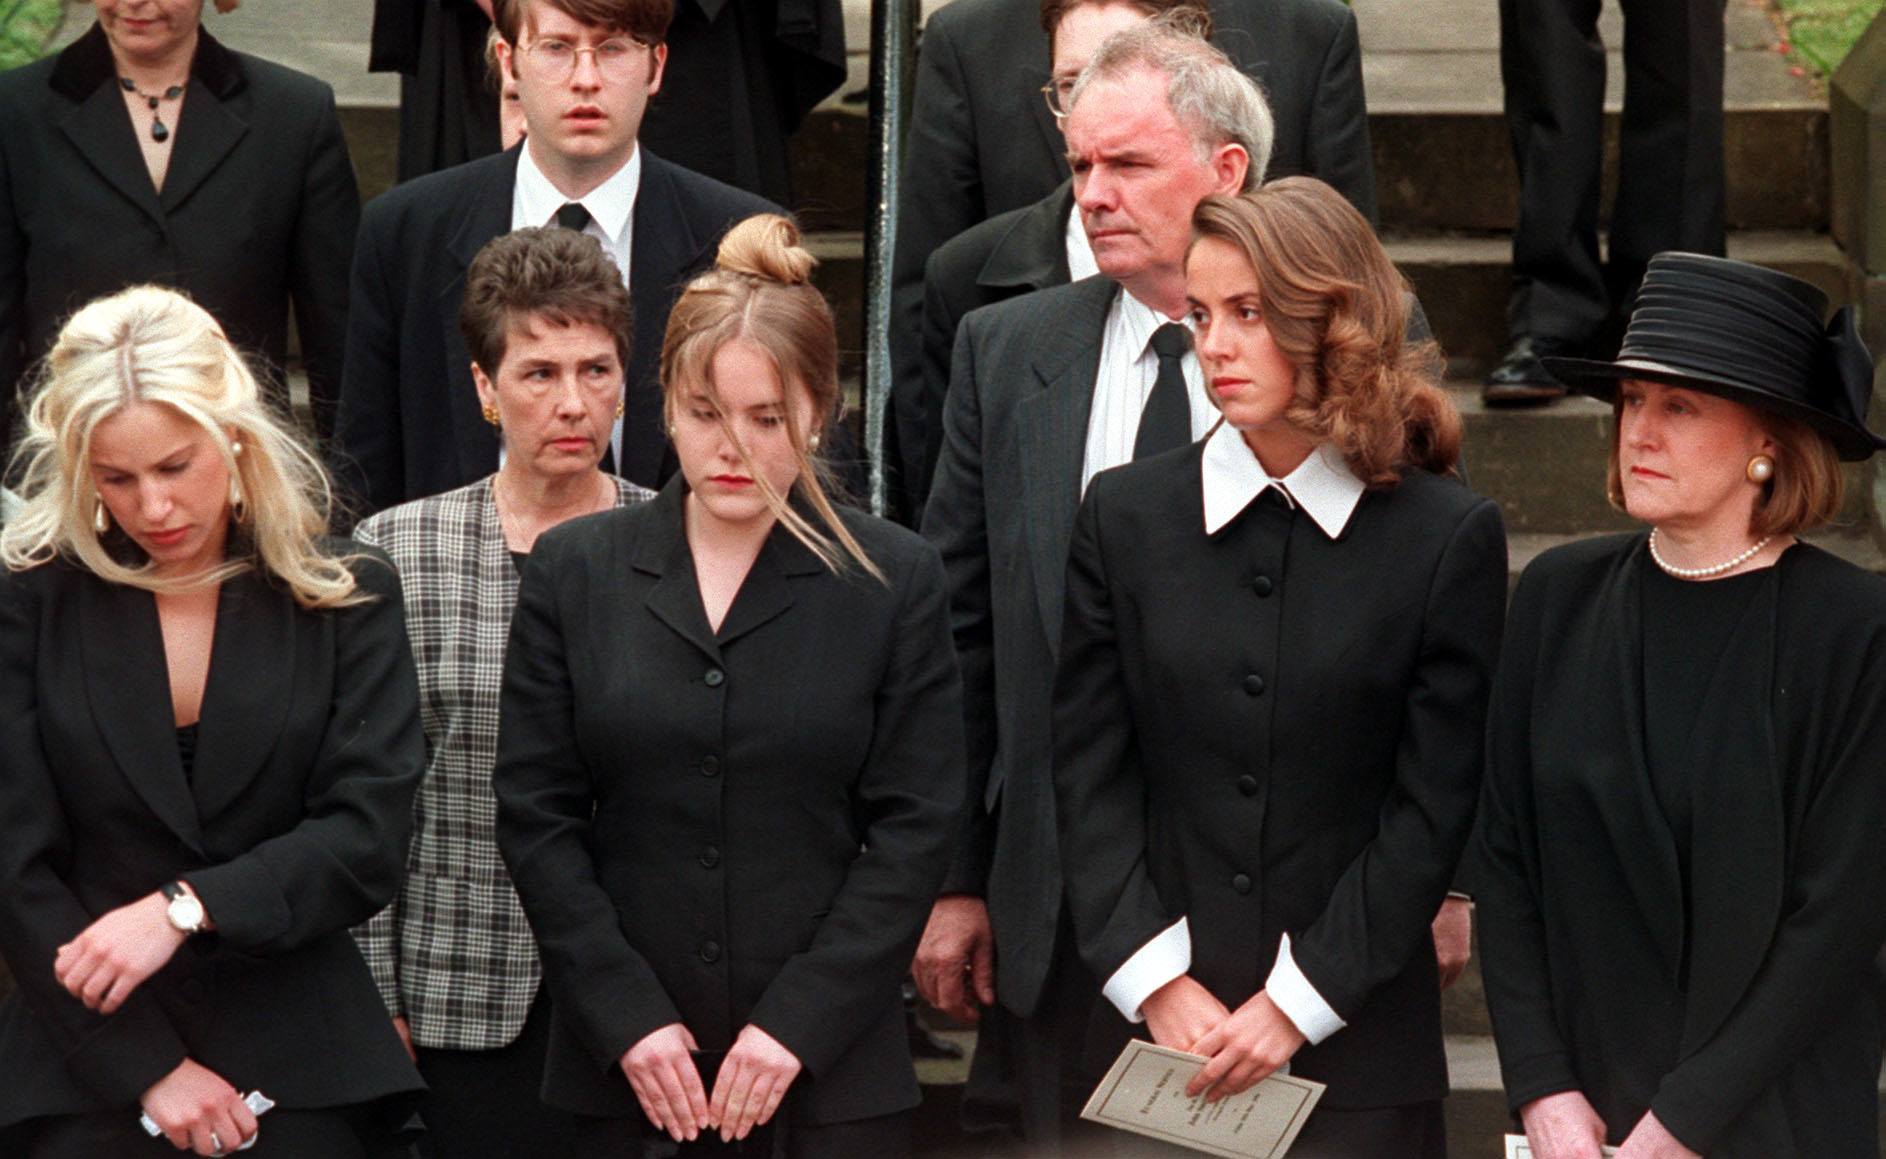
[1265,933,1347,1046]
[1102,918,1192,1023]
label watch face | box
[168,895,205,933]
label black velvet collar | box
[49,21,247,103]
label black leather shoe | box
[1483,336,1572,405]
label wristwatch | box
[160,881,208,935]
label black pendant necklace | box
[118,78,184,142]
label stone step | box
[1407,230,1847,379]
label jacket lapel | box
[189,569,296,824]
[79,577,204,855]
[57,83,164,228]
[1680,567,1786,1051]
[715,518,823,647]
[625,153,695,485]
[979,183,1075,295]
[157,78,248,216]
[442,150,522,485]
[1020,277,1112,649]
[634,479,721,663]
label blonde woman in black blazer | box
[1053,182,1507,1156]
[495,215,964,1158]
[0,287,424,1158]
[350,228,653,1158]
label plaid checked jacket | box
[351,474,653,1050]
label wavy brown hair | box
[1190,180,1460,486]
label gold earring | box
[93,501,109,535]
[482,403,501,429]
[615,399,625,419]
[1747,454,1775,484]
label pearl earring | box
[1747,454,1775,484]
[93,501,109,535]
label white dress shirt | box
[1064,202,1099,283]
[511,143,642,466]
[1080,289,1215,492]
[1102,427,1366,1047]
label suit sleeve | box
[919,317,998,896]
[1302,5,1378,226]
[1647,628,1886,1153]
[905,248,964,523]
[493,537,682,1070]
[747,543,966,1076]
[186,554,426,953]
[0,572,190,1104]
[1053,479,1177,979]
[286,84,361,446]
[331,203,404,520]
[1286,499,1505,1018]
[1473,560,1584,1112]
[891,14,981,522]
[343,518,406,1020]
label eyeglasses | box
[1040,77,1078,121]
[518,36,655,82]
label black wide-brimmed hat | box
[1545,252,1884,460]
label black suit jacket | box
[493,480,965,1124]
[887,0,1376,518]
[0,25,360,450]
[1053,448,1507,1108]
[331,146,776,514]
[919,275,1121,1017]
[0,551,425,1129]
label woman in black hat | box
[1475,251,1886,1159]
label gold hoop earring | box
[1747,454,1775,484]
[482,404,501,429]
[93,501,109,535]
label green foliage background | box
[0,0,64,72]
[1778,0,1884,76]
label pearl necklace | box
[1647,528,1773,580]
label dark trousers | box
[569,1108,911,1159]
[1499,0,1728,347]
[17,1105,399,1159]
[413,990,575,1158]
[1103,1099,1446,1159]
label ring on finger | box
[209,1130,224,1157]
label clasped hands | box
[1141,974,1307,1102]
[622,1022,802,1144]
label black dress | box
[1476,535,1886,1156]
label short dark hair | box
[493,0,673,46]
[459,227,633,379]
[1039,0,1211,49]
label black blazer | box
[0,25,361,450]
[493,480,965,1125]
[0,551,426,1130]
[1475,537,1886,1155]
[887,0,1377,517]
[1052,447,1507,1108]
[331,146,776,514]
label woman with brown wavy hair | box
[1053,177,1508,1156]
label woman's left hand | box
[709,1024,802,1142]
[55,892,187,1014]
[1185,990,1306,1102]
[1615,1112,1700,1159]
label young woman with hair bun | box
[494,214,965,1158]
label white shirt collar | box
[1200,422,1365,538]
[1115,287,1184,359]
[514,142,641,244]
[1064,203,1099,282]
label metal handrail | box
[862,0,918,515]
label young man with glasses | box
[334,0,776,516]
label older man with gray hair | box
[913,18,1269,1151]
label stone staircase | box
[16,0,1875,1153]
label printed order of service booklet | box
[1080,1039,1326,1158]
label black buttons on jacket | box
[1243,674,1266,696]
[1251,575,1274,597]
[1238,775,1259,797]
[700,755,721,777]
[700,940,722,963]
[1232,873,1252,895]
[700,846,721,868]
[704,668,725,688]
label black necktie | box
[555,202,591,232]
[1133,323,1193,460]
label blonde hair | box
[660,214,883,581]
[1,286,367,608]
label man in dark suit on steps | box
[334,0,776,515]
[889,0,1378,520]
